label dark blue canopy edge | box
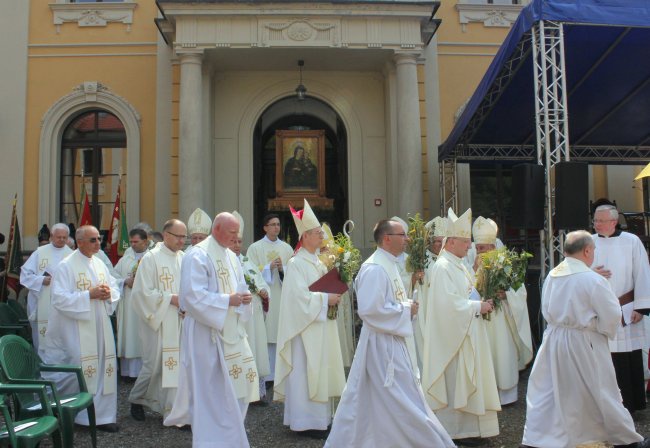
[438,0,650,164]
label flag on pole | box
[107,184,121,264]
[1,194,23,302]
[78,182,92,227]
[118,198,129,256]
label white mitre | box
[446,208,472,239]
[472,216,498,245]
[188,208,212,236]
[390,216,409,234]
[291,199,320,239]
[426,216,449,238]
[232,210,244,239]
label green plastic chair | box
[6,300,30,325]
[0,303,30,342]
[0,383,62,448]
[0,335,96,448]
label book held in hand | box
[308,268,349,295]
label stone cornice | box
[49,2,137,33]
[455,3,524,32]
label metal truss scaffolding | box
[439,158,458,214]
[532,20,570,278]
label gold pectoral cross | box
[77,273,92,291]
[160,267,174,291]
[217,260,232,292]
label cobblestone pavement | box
[50,370,650,447]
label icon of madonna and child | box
[283,140,318,190]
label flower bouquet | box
[405,213,431,285]
[319,231,362,320]
[475,247,532,320]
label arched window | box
[60,110,127,231]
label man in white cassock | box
[413,216,448,371]
[275,199,345,438]
[422,208,501,444]
[114,227,149,379]
[326,219,455,448]
[591,204,650,413]
[472,217,533,405]
[232,211,271,402]
[164,213,257,448]
[20,223,72,353]
[246,213,293,385]
[128,219,185,422]
[44,225,120,432]
[188,207,211,246]
[522,230,649,448]
[391,216,422,296]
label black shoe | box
[615,438,650,448]
[453,438,484,447]
[97,423,119,433]
[177,425,191,432]
[250,400,269,407]
[298,429,329,440]
[130,403,145,421]
[265,381,274,390]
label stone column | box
[394,52,423,217]
[178,52,204,221]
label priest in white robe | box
[129,219,185,421]
[20,223,72,353]
[188,207,211,246]
[522,230,649,448]
[232,211,271,401]
[326,219,455,448]
[114,227,149,379]
[275,199,345,438]
[472,216,533,405]
[164,213,256,448]
[591,204,650,413]
[247,213,294,384]
[422,208,501,443]
[44,225,120,432]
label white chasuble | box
[275,248,345,431]
[114,250,146,363]
[200,238,259,403]
[246,237,294,344]
[422,250,501,439]
[523,257,643,448]
[364,250,419,379]
[326,249,455,448]
[130,243,183,395]
[20,243,72,351]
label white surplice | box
[129,243,183,418]
[274,248,346,431]
[43,250,120,425]
[523,257,644,448]
[246,236,294,381]
[114,249,147,377]
[326,249,455,448]
[422,250,501,439]
[20,243,72,352]
[591,231,650,352]
[485,286,533,405]
[164,239,250,448]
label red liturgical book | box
[308,268,349,295]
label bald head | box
[212,212,240,248]
[564,230,595,266]
[76,225,101,257]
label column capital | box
[177,52,204,65]
[393,52,419,65]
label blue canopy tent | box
[438,0,650,274]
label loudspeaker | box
[555,161,589,230]
[511,163,545,229]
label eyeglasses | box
[166,231,187,239]
[386,233,407,238]
[592,219,616,224]
[86,237,102,243]
[307,229,325,236]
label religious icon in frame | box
[270,129,333,210]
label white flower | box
[343,251,351,262]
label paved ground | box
[49,370,650,447]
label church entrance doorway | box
[253,97,348,245]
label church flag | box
[118,197,129,256]
[1,194,23,302]
[107,183,122,264]
[78,183,92,227]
